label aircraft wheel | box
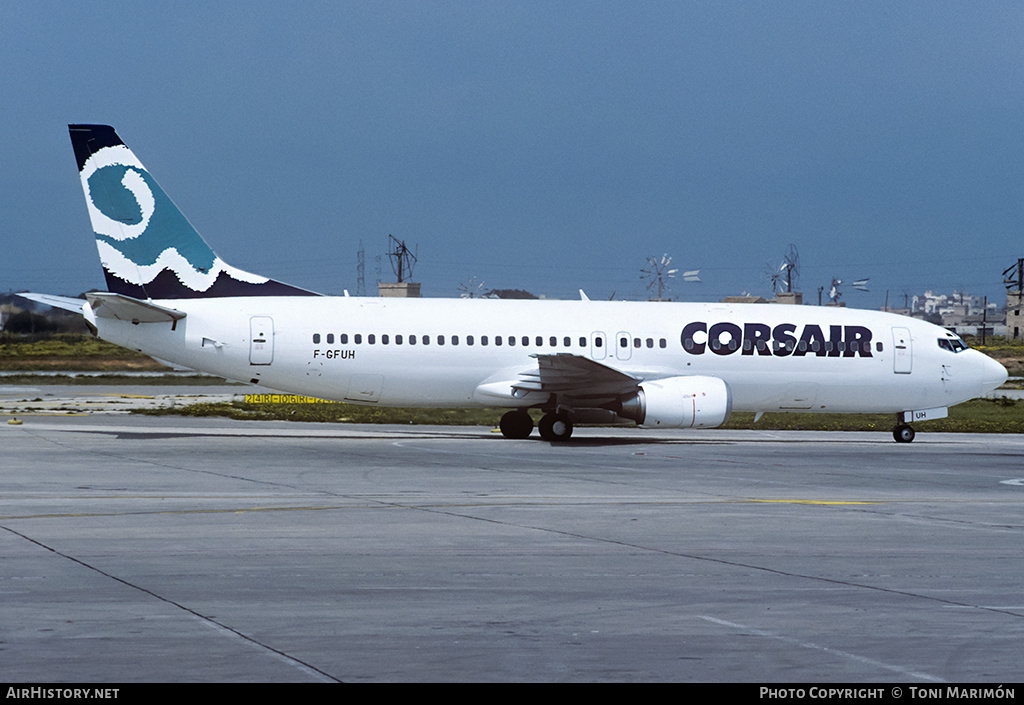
[538,412,573,442]
[499,410,534,439]
[893,424,915,443]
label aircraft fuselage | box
[87,295,1003,416]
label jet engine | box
[617,375,732,429]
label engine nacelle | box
[618,375,732,429]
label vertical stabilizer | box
[69,124,319,299]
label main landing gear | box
[537,411,573,442]
[892,423,916,443]
[498,410,533,439]
[498,410,574,442]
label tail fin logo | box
[70,124,319,300]
[81,146,156,241]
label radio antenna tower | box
[356,240,366,296]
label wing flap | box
[514,353,641,401]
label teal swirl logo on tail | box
[69,124,318,299]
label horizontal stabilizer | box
[85,292,186,324]
[16,293,86,315]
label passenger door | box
[892,327,912,374]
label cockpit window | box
[938,337,967,353]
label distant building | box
[720,293,798,305]
[378,282,421,298]
[1008,290,1023,340]
[720,295,769,304]
[772,292,803,305]
[903,289,1006,337]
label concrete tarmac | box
[1,399,1022,682]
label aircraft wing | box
[513,353,642,403]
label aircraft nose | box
[980,354,1009,394]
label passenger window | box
[563,337,571,347]
[313,333,321,344]
[633,338,640,348]
[579,337,586,347]
[355,334,362,344]
[481,336,488,346]
[508,336,515,346]
[468,335,475,345]
[549,336,556,346]
[340,334,348,344]
[659,339,667,349]
[438,335,445,346]
[423,335,429,345]
[326,333,334,344]
[876,342,883,352]
[383,334,391,345]
[646,338,654,348]
[620,337,628,348]
[495,336,502,346]
[406,335,413,345]
[368,334,376,344]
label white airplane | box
[23,125,1009,443]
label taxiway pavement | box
[1,399,1022,682]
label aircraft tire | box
[893,424,916,443]
[538,412,573,442]
[499,410,534,439]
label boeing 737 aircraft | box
[23,125,1008,442]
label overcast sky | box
[2,2,1022,308]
